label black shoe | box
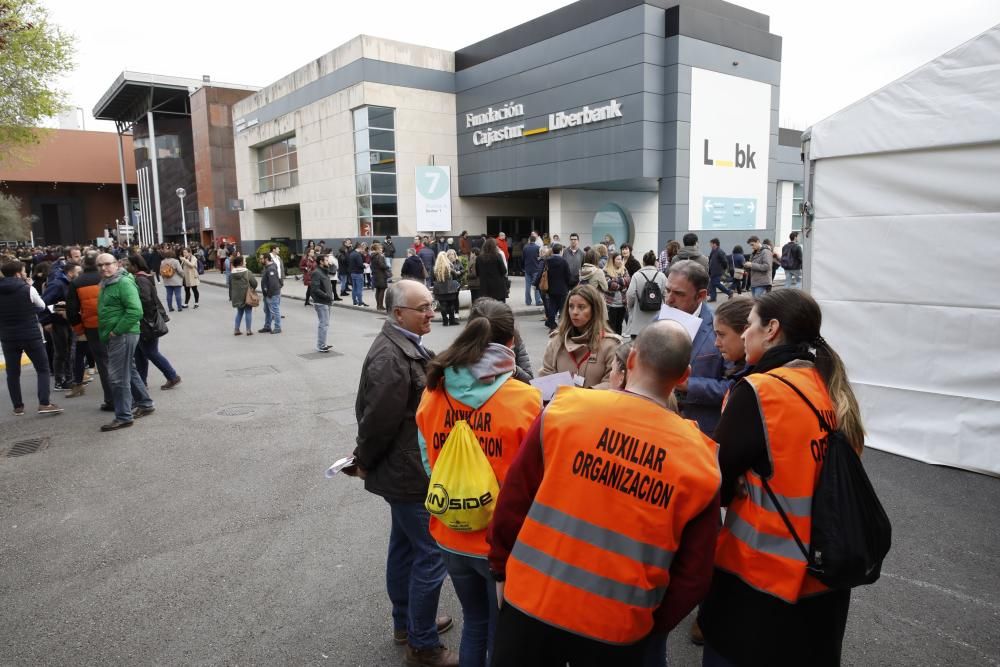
[360,302,370,307]
[101,420,133,432]
[334,296,343,301]
[99,402,115,412]
[133,406,155,418]
[258,328,272,334]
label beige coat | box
[180,256,200,287]
[539,329,622,389]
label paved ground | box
[0,277,997,666]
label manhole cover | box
[4,437,50,458]
[217,405,257,417]
[226,365,279,378]
[298,350,344,359]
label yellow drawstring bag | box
[425,419,500,532]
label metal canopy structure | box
[93,72,258,244]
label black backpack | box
[637,270,664,312]
[761,374,892,590]
[780,244,794,269]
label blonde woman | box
[539,283,621,388]
[432,251,461,326]
[603,251,629,335]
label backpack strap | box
[763,372,833,432]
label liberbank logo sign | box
[468,100,623,147]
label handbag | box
[140,308,169,341]
[733,266,745,280]
[538,265,549,293]
[245,285,260,307]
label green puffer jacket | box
[98,269,143,342]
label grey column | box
[147,111,165,243]
[116,131,130,233]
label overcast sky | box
[46,0,1000,133]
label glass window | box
[372,195,397,217]
[371,173,396,194]
[592,203,633,247]
[256,135,298,193]
[353,106,397,234]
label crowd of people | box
[342,228,858,667]
[0,243,190,429]
[2,228,822,665]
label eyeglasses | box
[97,261,115,267]
[398,305,435,314]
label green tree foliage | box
[0,192,30,240]
[0,0,75,152]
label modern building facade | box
[94,72,258,247]
[0,129,138,244]
[233,0,804,254]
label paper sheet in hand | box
[657,305,703,341]
[325,456,356,478]
[530,372,575,402]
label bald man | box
[96,253,154,431]
[489,321,722,666]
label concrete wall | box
[549,189,659,252]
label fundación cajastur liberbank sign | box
[468,99,623,147]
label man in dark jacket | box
[337,239,352,296]
[67,252,113,410]
[542,244,572,330]
[347,242,369,307]
[417,243,435,288]
[401,249,426,282]
[781,231,803,289]
[310,253,334,352]
[0,259,62,416]
[707,238,733,302]
[258,254,283,334]
[40,261,75,390]
[522,235,543,306]
[350,279,456,667]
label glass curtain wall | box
[353,106,398,236]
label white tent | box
[801,25,1000,476]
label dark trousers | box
[72,338,91,384]
[183,285,200,305]
[491,603,650,667]
[544,292,566,329]
[2,337,50,409]
[709,275,732,300]
[608,306,626,335]
[134,336,179,386]
[376,287,387,310]
[50,320,73,384]
[439,296,458,324]
[84,328,113,405]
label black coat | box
[476,253,508,302]
[371,253,390,289]
[348,249,365,274]
[401,255,425,280]
[354,321,433,502]
[541,255,571,297]
[310,267,334,304]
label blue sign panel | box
[701,197,758,230]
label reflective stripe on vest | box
[505,387,721,644]
[416,378,541,557]
[714,366,832,603]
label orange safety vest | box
[416,377,542,557]
[504,387,721,645]
[714,365,834,603]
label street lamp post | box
[176,188,188,247]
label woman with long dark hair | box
[539,283,621,388]
[126,254,181,390]
[416,298,542,667]
[475,238,507,303]
[699,289,864,666]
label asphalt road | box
[0,279,997,666]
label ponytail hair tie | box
[813,336,826,347]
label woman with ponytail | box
[699,289,863,667]
[415,298,542,667]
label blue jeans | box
[785,269,803,289]
[338,272,349,294]
[234,306,253,332]
[351,274,365,304]
[165,285,183,310]
[263,294,281,332]
[751,285,768,298]
[106,332,152,422]
[545,292,566,329]
[314,304,330,349]
[441,551,497,667]
[386,500,448,650]
[134,336,179,386]
[709,275,732,300]
[524,271,543,306]
[2,336,50,409]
